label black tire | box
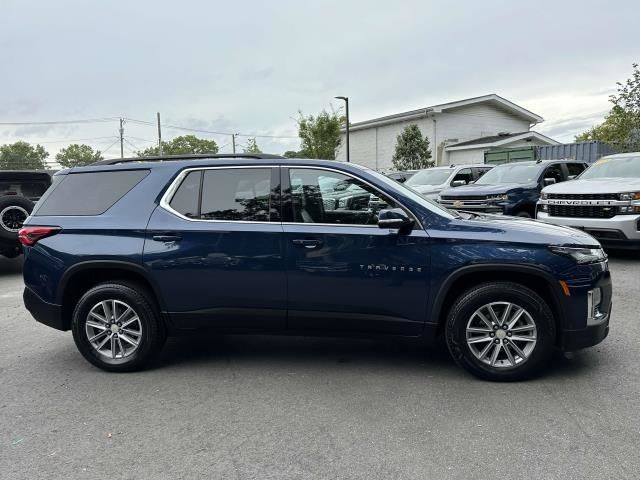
[71,282,166,372]
[0,195,34,241]
[445,282,555,381]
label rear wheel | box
[71,282,166,372]
[445,282,555,381]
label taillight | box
[18,226,61,247]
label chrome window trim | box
[159,164,423,229]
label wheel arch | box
[58,261,166,331]
[431,264,565,343]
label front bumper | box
[537,212,640,248]
[561,319,610,351]
[23,286,66,331]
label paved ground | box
[1,253,639,480]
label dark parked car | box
[386,170,417,183]
[438,160,587,217]
[21,155,611,381]
[0,170,51,258]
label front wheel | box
[71,282,166,372]
[445,282,555,381]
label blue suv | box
[21,155,612,381]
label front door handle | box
[152,233,182,242]
[292,238,323,249]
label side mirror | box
[543,178,557,186]
[378,208,414,233]
[451,180,466,187]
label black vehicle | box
[386,170,418,183]
[438,160,587,218]
[0,171,51,258]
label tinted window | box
[200,168,274,222]
[477,167,492,178]
[170,170,201,218]
[34,170,149,216]
[451,168,473,185]
[566,163,586,177]
[288,168,402,225]
[543,164,564,183]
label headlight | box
[619,192,640,201]
[338,198,349,208]
[549,246,607,264]
[540,192,548,200]
[486,194,508,201]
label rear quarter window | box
[33,170,149,216]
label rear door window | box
[33,170,149,216]
[169,170,202,219]
[200,168,276,222]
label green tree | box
[296,109,344,159]
[392,124,433,170]
[283,150,299,158]
[576,63,640,151]
[243,137,262,154]
[56,143,103,168]
[0,141,49,170]
[138,135,218,156]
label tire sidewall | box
[71,283,162,372]
[0,195,34,241]
[446,284,555,381]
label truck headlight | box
[618,192,640,201]
[540,192,548,200]
[549,246,606,264]
[487,194,508,202]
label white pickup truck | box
[537,153,640,249]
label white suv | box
[404,164,492,200]
[537,153,640,249]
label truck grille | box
[548,205,617,219]
[548,193,617,200]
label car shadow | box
[156,333,456,375]
[0,255,23,276]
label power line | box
[123,117,298,139]
[36,136,119,144]
[0,117,119,126]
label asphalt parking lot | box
[1,253,639,480]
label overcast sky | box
[1,0,638,159]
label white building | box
[336,94,559,170]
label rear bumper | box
[23,287,66,331]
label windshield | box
[405,169,452,186]
[580,156,640,179]
[476,163,542,184]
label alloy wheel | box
[85,300,143,359]
[465,301,537,368]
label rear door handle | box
[152,233,182,242]
[292,238,323,249]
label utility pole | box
[119,118,124,158]
[157,112,163,155]
[232,133,237,154]
[334,96,350,162]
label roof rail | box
[91,153,284,166]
